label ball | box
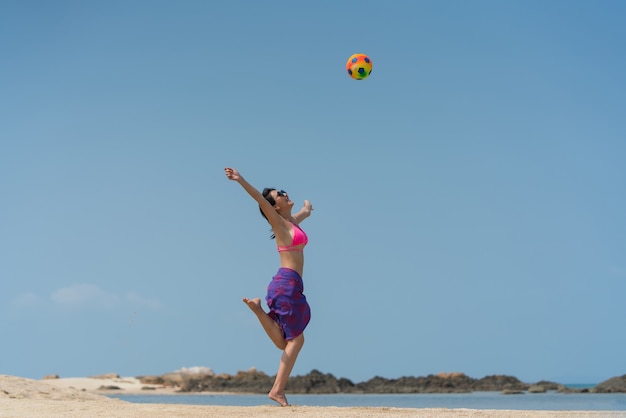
[346,53,372,80]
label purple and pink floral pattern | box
[266,267,311,340]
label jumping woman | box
[224,167,313,406]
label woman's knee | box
[289,333,305,349]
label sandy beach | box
[1,375,624,418]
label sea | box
[108,386,626,412]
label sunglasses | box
[276,190,288,197]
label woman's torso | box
[275,222,307,277]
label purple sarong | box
[266,267,311,340]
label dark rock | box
[173,370,524,394]
[502,389,524,395]
[473,375,528,392]
[534,380,561,391]
[137,375,165,385]
[355,373,474,393]
[287,369,355,394]
[594,375,626,393]
[145,368,616,395]
[179,368,273,393]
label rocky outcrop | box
[355,373,477,393]
[527,385,547,393]
[178,368,272,392]
[140,369,551,394]
[137,369,625,395]
[472,375,528,392]
[534,380,561,391]
[502,389,524,395]
[594,375,626,393]
[287,370,355,393]
[135,375,165,385]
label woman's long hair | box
[259,188,276,239]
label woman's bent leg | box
[243,297,287,350]
[269,333,305,407]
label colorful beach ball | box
[346,53,372,80]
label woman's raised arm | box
[224,167,282,226]
[293,200,314,224]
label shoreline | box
[2,375,625,417]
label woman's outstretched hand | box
[293,199,314,223]
[224,167,241,181]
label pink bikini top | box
[277,223,308,253]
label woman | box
[224,167,313,407]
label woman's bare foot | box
[268,390,289,407]
[242,297,262,312]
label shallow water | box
[109,391,626,411]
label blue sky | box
[1,0,625,385]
